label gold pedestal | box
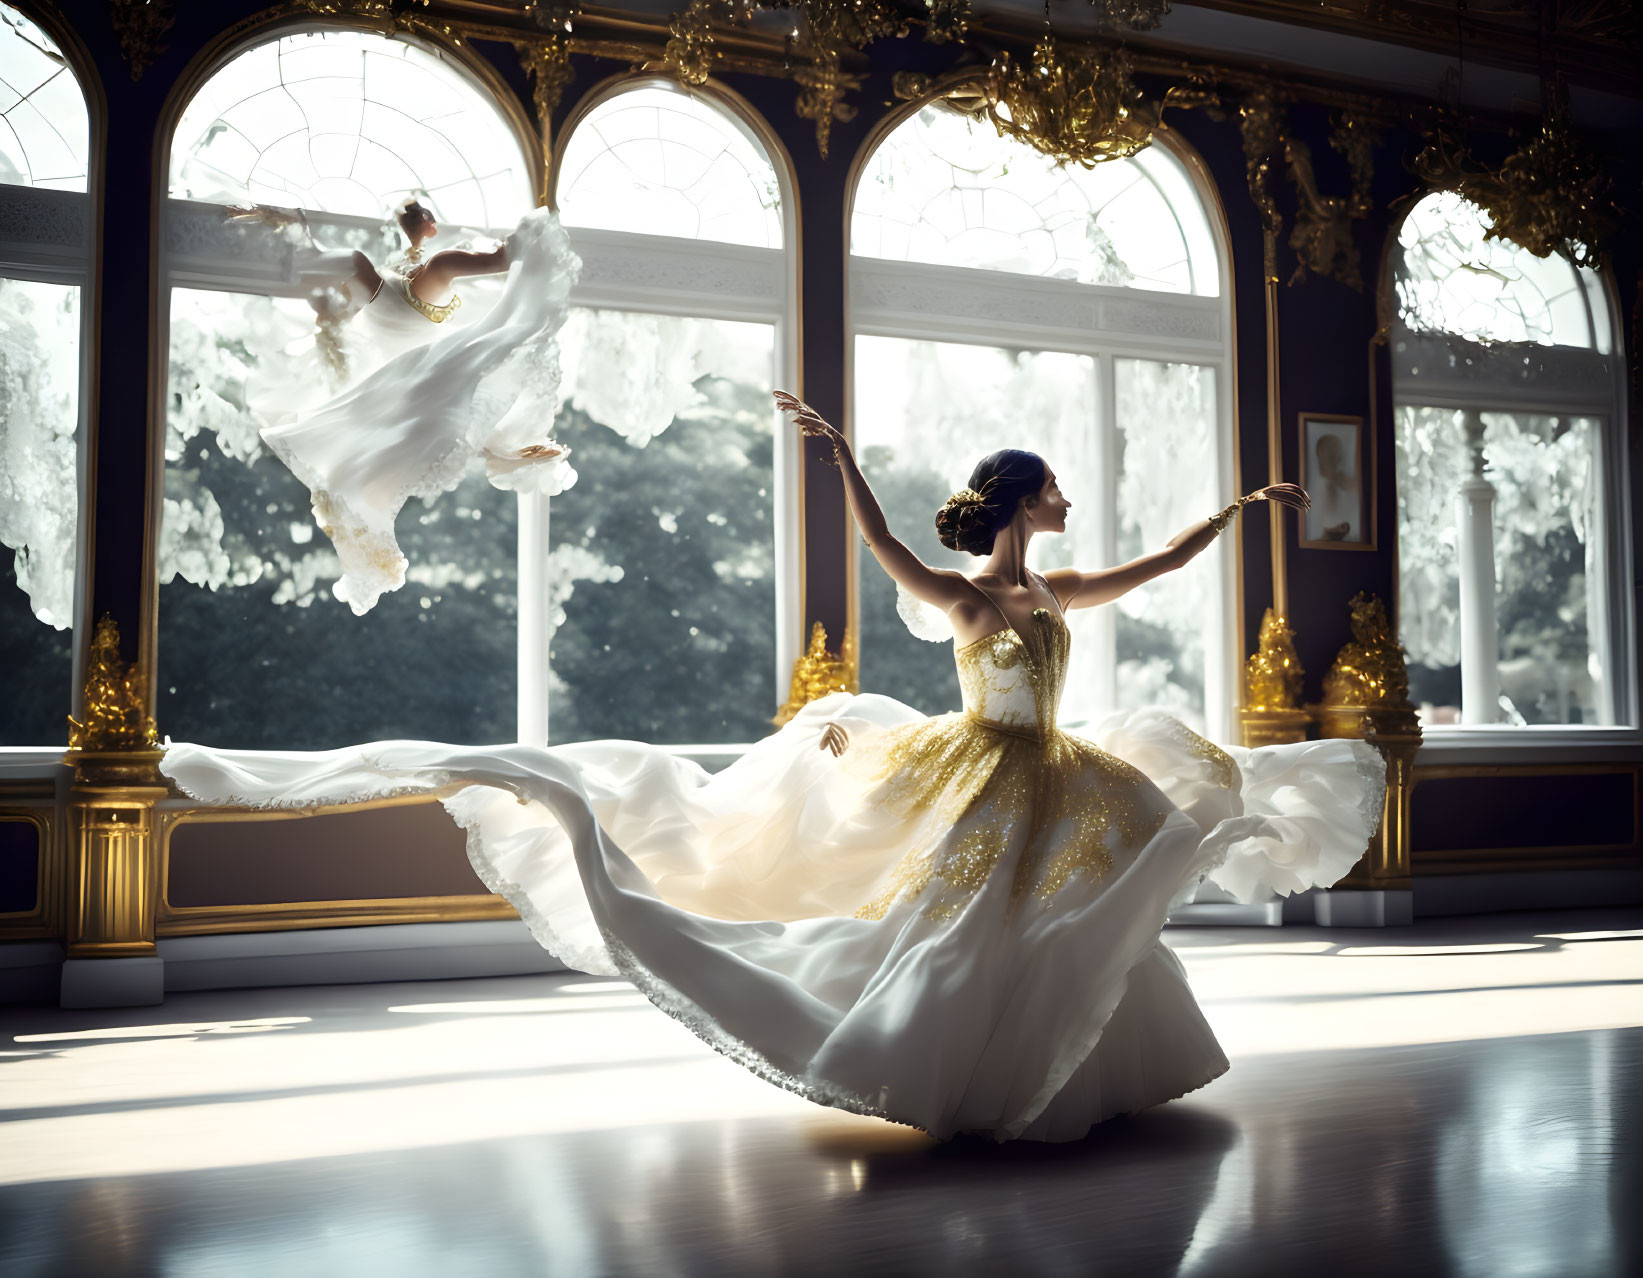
[63,750,167,960]
[1316,704,1420,891]
[1237,706,1312,748]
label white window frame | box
[156,24,543,745]
[0,12,95,764]
[846,123,1239,741]
[1391,228,1636,759]
[544,76,802,751]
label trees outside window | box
[158,29,535,749]
[1393,191,1628,731]
[546,80,796,746]
[849,103,1235,737]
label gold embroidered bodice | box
[847,601,1173,923]
[955,607,1070,739]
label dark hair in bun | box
[934,449,1048,556]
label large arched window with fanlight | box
[1392,190,1631,733]
[849,101,1235,738]
[545,77,798,748]
[157,28,537,749]
[0,3,92,747]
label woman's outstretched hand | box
[819,722,850,757]
[1251,483,1310,513]
[774,390,847,464]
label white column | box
[1091,355,1118,717]
[516,491,553,746]
[1455,409,1500,725]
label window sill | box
[0,747,71,781]
[1414,726,1643,765]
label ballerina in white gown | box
[251,199,581,615]
[162,392,1386,1143]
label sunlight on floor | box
[2,919,1638,1190]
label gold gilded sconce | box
[1238,607,1311,747]
[775,621,858,725]
[62,618,167,995]
[1316,593,1421,891]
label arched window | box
[849,102,1234,737]
[0,4,91,746]
[1392,191,1629,732]
[158,29,535,749]
[545,79,797,747]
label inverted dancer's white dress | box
[258,208,581,615]
[163,601,1385,1142]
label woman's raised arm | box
[774,391,975,615]
[1044,484,1310,611]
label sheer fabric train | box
[256,208,581,615]
[163,602,1385,1142]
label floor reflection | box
[1,909,1639,1277]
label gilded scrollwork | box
[1283,112,1376,290]
[517,34,577,143]
[1238,89,1283,283]
[793,48,863,159]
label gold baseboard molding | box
[1413,847,1643,876]
[156,894,519,937]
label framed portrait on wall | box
[1298,412,1374,550]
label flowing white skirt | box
[259,209,581,616]
[162,698,1385,1141]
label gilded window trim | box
[140,11,545,726]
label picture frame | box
[1297,412,1375,551]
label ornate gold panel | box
[1408,763,1643,876]
[156,795,518,937]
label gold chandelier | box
[984,36,1156,168]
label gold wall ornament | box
[984,37,1156,169]
[1321,592,1411,709]
[107,0,174,81]
[794,49,863,159]
[775,621,859,724]
[798,0,909,51]
[1238,89,1284,283]
[1283,111,1377,289]
[292,0,394,18]
[67,617,159,754]
[524,0,579,32]
[664,0,718,85]
[517,34,577,145]
[1243,607,1303,711]
[921,0,971,44]
[1081,0,1171,31]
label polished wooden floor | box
[3,910,1640,1277]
